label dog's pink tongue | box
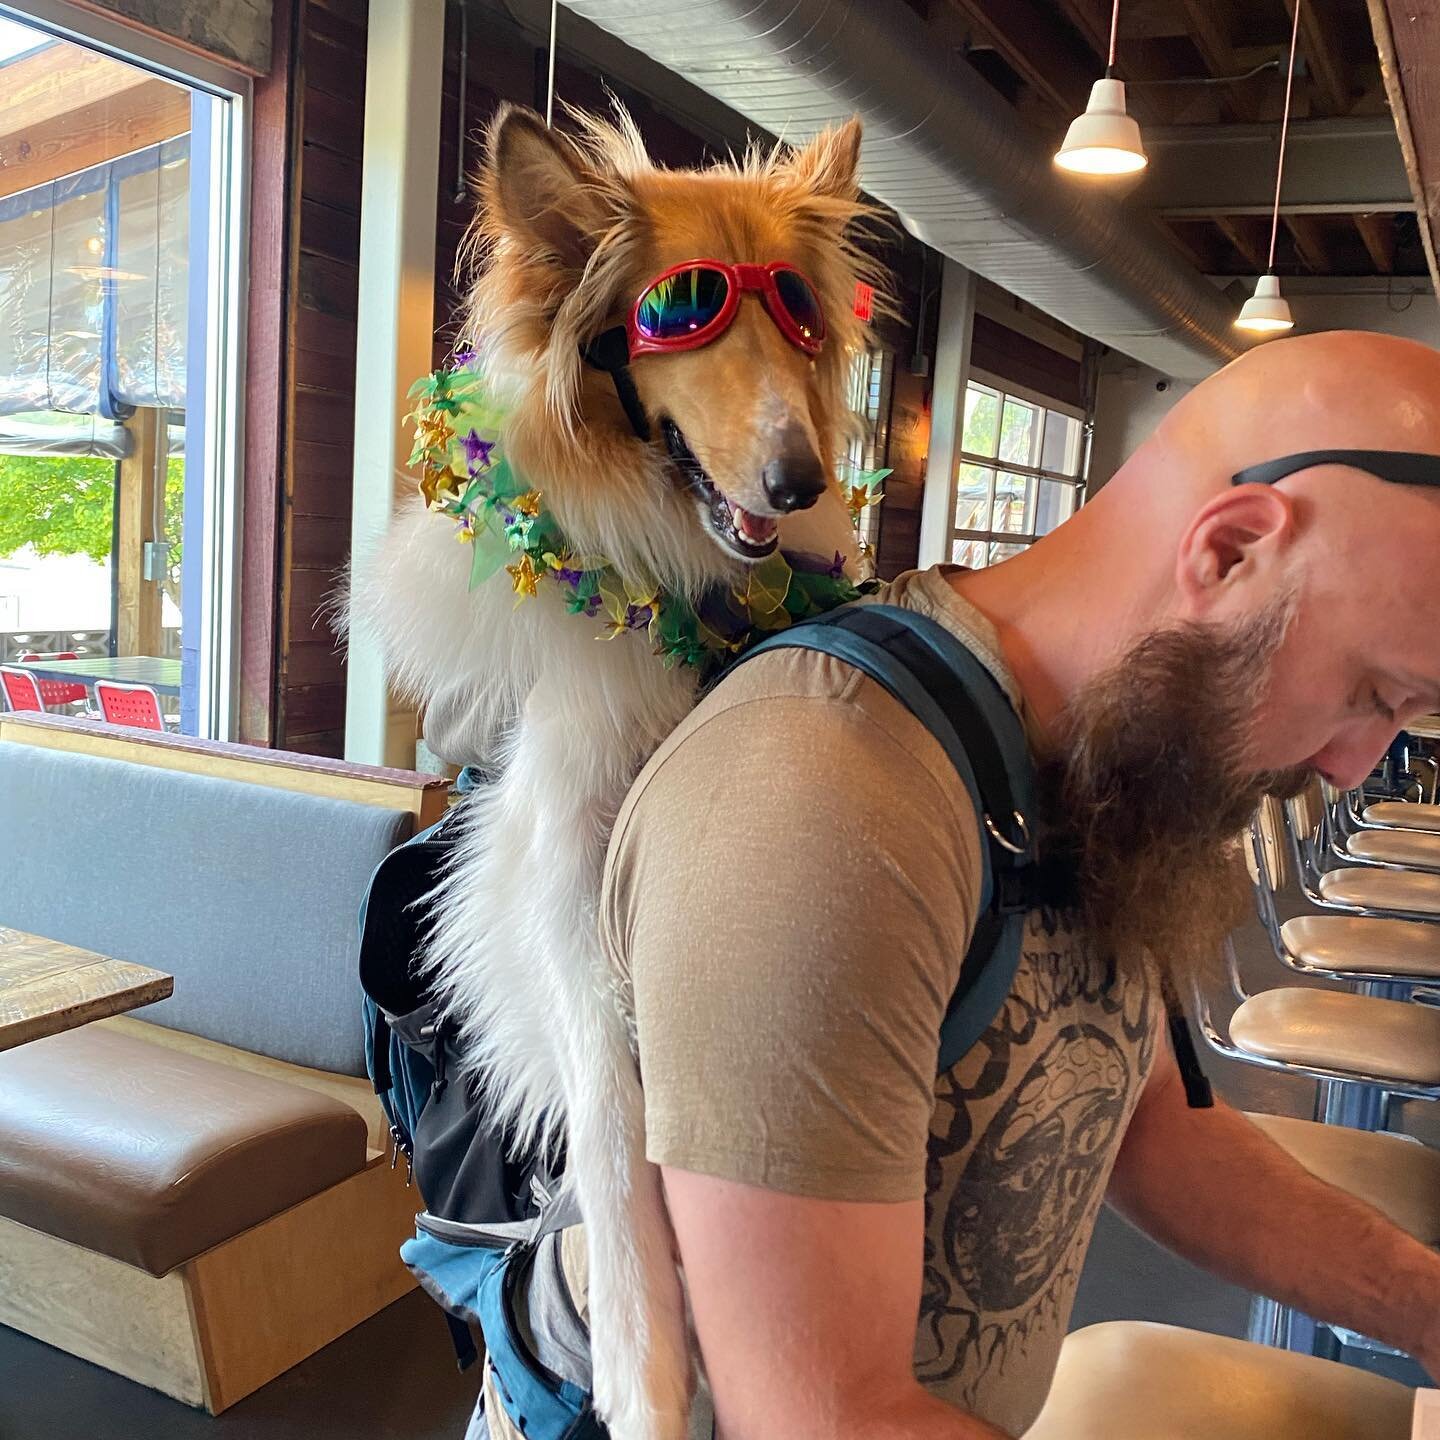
[735,508,779,546]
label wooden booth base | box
[0,1152,419,1413]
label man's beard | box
[1037,595,1312,980]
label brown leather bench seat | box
[0,1026,369,1276]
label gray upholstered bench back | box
[0,744,414,1076]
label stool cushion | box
[0,1026,369,1275]
[1317,865,1440,914]
[1346,828,1440,870]
[1229,987,1440,1086]
[1280,913,1440,979]
[1245,1112,1440,1243]
[1365,800,1440,833]
[1024,1322,1414,1439]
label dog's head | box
[462,104,880,593]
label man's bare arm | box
[1108,1038,1440,1375]
[663,1168,1011,1440]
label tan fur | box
[457,103,885,597]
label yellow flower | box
[513,489,543,517]
[420,465,459,509]
[506,554,540,599]
[846,483,877,522]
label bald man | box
[599,330,1440,1438]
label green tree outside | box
[0,452,185,608]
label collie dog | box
[348,104,877,1439]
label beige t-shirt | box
[601,566,1158,1435]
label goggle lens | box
[772,268,825,345]
[635,266,730,341]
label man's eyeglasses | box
[1232,450,1440,489]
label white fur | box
[348,495,708,1437]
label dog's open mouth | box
[661,419,779,562]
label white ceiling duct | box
[562,0,1244,379]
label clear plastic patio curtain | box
[0,134,189,418]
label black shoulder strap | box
[732,603,1038,1074]
[730,600,1212,1106]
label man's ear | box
[782,117,863,201]
[1175,483,1296,613]
[484,106,616,270]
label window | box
[842,346,892,562]
[0,10,248,736]
[950,377,1086,569]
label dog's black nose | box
[762,430,827,513]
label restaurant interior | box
[3,0,1440,1437]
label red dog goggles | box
[627,260,827,359]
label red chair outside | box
[0,667,47,713]
[19,652,89,709]
[95,680,166,731]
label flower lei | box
[407,357,889,680]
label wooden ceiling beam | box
[945,0,1094,119]
[1367,0,1440,294]
[1214,215,1273,273]
[1052,0,1110,59]
[1176,0,1257,122]
[1285,213,1337,273]
[0,44,162,140]
[0,81,190,199]
[1355,211,1397,274]
[1282,0,1353,117]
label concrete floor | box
[2,904,1431,1439]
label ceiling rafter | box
[946,0,1094,120]
[1214,214,1273,272]
[1175,0,1258,121]
[1354,211,1397,272]
[1285,212,1338,271]
[1282,0,1354,116]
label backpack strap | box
[733,603,1039,1074]
[731,600,1213,1107]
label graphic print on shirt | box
[915,909,1155,1408]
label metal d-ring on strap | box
[984,809,1031,856]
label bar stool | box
[1282,783,1440,918]
[1024,1323,1414,1440]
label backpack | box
[357,602,1210,1440]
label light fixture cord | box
[1268,0,1303,272]
[1106,0,1120,76]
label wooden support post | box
[115,408,163,658]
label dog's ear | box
[486,105,612,269]
[783,118,863,201]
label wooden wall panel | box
[238,0,296,746]
[274,0,368,756]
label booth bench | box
[0,712,449,1411]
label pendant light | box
[1054,0,1148,177]
[1236,0,1302,335]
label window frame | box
[951,369,1087,567]
[1,0,253,739]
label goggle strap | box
[581,326,652,443]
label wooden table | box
[0,927,173,1051]
[19,655,182,698]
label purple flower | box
[625,604,653,631]
[454,347,477,366]
[584,594,604,618]
[827,550,846,579]
[461,429,496,473]
[556,566,585,588]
